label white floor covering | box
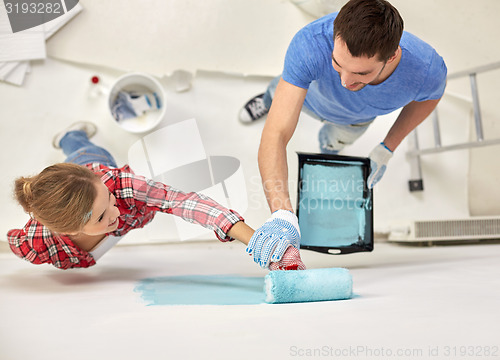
[1,241,499,360]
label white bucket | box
[108,72,166,134]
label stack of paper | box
[0,1,82,86]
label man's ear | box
[386,47,400,64]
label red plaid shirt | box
[7,163,244,270]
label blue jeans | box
[264,75,374,154]
[61,130,118,167]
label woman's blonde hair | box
[14,163,101,234]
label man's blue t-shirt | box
[282,12,447,125]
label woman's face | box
[79,181,120,236]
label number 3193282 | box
[5,2,62,14]
[444,346,499,357]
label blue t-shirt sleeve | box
[415,51,447,102]
[282,28,321,89]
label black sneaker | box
[239,94,269,123]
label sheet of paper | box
[0,28,46,62]
[0,61,19,79]
[3,61,29,85]
[0,2,82,84]
[0,3,46,62]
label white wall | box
[46,0,314,76]
[391,0,500,219]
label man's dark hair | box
[334,0,404,62]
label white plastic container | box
[108,72,167,134]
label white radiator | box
[388,216,500,243]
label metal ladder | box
[407,61,500,192]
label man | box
[241,0,447,268]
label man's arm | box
[367,98,441,188]
[382,98,441,151]
[258,78,308,212]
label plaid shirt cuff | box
[214,210,244,242]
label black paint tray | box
[296,152,374,254]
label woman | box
[8,122,304,270]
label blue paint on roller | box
[134,275,265,306]
[264,268,353,304]
[299,161,369,248]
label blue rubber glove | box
[246,210,301,268]
[367,142,393,189]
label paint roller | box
[240,223,353,304]
[264,267,353,304]
[264,247,353,304]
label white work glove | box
[367,142,393,189]
[246,210,301,269]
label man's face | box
[331,37,387,92]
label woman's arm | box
[227,221,254,246]
[108,165,244,242]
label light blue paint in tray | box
[297,153,373,253]
[134,275,266,306]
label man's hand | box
[246,210,301,268]
[367,142,393,189]
[269,246,306,271]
